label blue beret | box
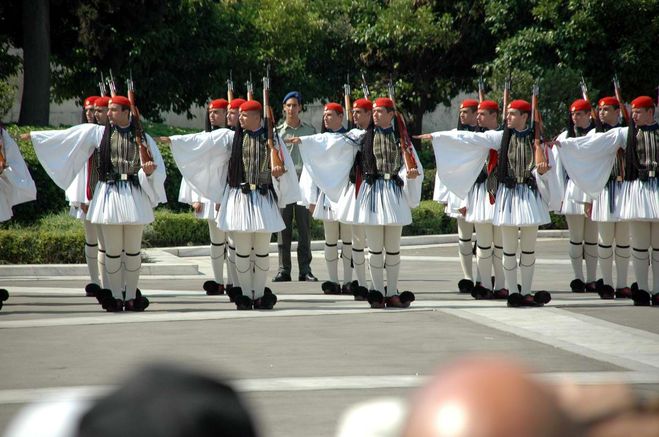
[282,91,302,105]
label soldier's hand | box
[458,207,467,217]
[272,165,285,178]
[413,134,432,140]
[192,202,203,213]
[142,161,157,176]
[156,136,171,144]
[308,204,316,215]
[80,204,89,214]
[284,137,301,145]
[19,133,30,141]
[407,167,419,179]
[584,203,592,218]
[536,161,551,175]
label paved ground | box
[1,236,658,436]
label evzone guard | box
[419,91,557,307]
[177,97,239,296]
[0,124,37,311]
[25,83,167,312]
[555,95,659,306]
[162,73,300,310]
[289,93,423,309]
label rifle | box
[107,70,117,97]
[263,66,285,175]
[360,72,371,100]
[387,77,418,177]
[98,72,108,97]
[344,74,353,130]
[478,75,485,103]
[580,76,602,131]
[227,70,234,103]
[531,83,548,169]
[612,75,630,125]
[502,73,511,125]
[126,72,154,164]
[246,73,254,101]
[0,123,6,174]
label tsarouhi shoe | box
[254,288,277,310]
[493,288,509,299]
[615,287,632,299]
[235,295,253,311]
[457,279,474,294]
[105,297,124,312]
[471,284,494,300]
[342,280,358,295]
[652,294,659,307]
[321,281,341,295]
[597,281,615,300]
[367,290,385,309]
[533,291,551,306]
[585,281,598,293]
[385,291,415,308]
[85,283,101,297]
[203,280,225,296]
[95,289,114,310]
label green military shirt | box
[277,119,317,177]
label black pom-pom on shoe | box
[533,291,551,305]
[342,280,358,295]
[471,284,493,300]
[254,288,277,310]
[353,286,369,301]
[631,288,651,306]
[85,283,101,297]
[598,284,615,300]
[570,279,586,293]
[235,295,253,310]
[0,288,8,302]
[227,287,243,303]
[367,290,385,308]
[321,281,341,295]
[507,293,524,308]
[493,288,509,299]
[457,279,474,293]
[203,280,225,295]
[95,289,113,309]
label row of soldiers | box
[1,78,657,311]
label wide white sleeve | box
[273,136,301,207]
[556,127,626,198]
[0,130,36,208]
[31,124,103,190]
[138,135,167,206]
[298,165,318,207]
[431,129,502,200]
[298,132,359,203]
[64,165,88,206]
[169,129,233,203]
[400,147,424,208]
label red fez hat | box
[478,100,499,112]
[324,102,343,114]
[353,98,373,111]
[598,96,619,107]
[84,96,100,108]
[460,99,479,109]
[508,100,531,113]
[570,99,592,112]
[95,96,110,107]
[374,97,394,109]
[209,99,229,110]
[631,96,655,109]
[239,100,263,112]
[229,98,246,110]
[109,96,131,107]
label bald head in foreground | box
[402,357,577,437]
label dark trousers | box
[277,203,312,275]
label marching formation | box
[1,71,657,311]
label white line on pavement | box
[0,371,658,405]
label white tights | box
[351,224,368,287]
[501,226,538,295]
[630,221,659,293]
[101,224,144,300]
[457,217,475,282]
[232,232,271,299]
[208,220,226,285]
[565,214,598,282]
[597,221,630,289]
[83,220,100,286]
[474,223,505,290]
[365,225,402,295]
[323,220,353,285]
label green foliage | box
[0,228,85,264]
[142,209,210,248]
[0,78,16,118]
[405,200,455,236]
